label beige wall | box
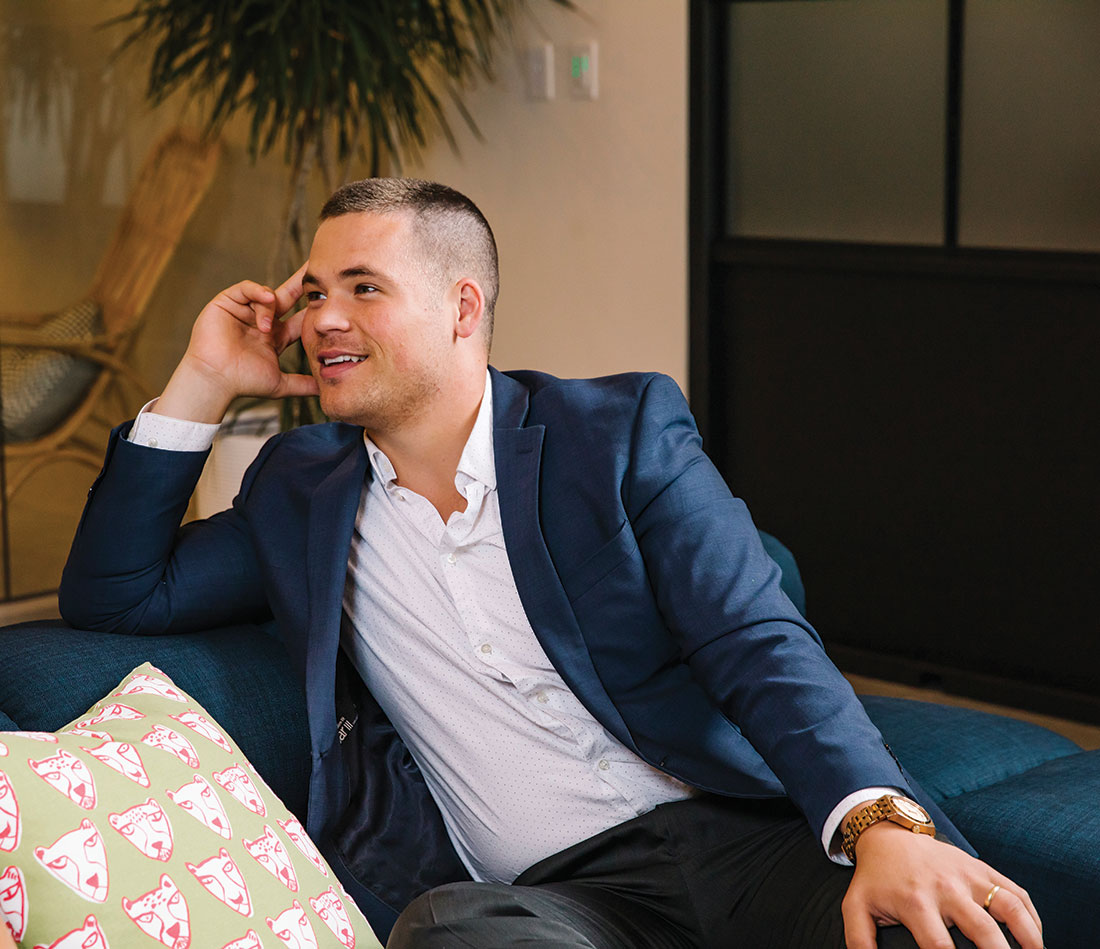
[412,0,689,389]
[2,0,688,405]
[0,0,688,600]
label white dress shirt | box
[337,378,699,882]
[128,380,893,874]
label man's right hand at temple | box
[153,264,319,424]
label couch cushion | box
[0,662,380,947]
[1,299,103,442]
[859,695,1080,803]
[941,750,1100,947]
[0,621,310,821]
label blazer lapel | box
[491,370,632,746]
[305,439,369,752]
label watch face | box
[891,796,929,823]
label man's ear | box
[453,278,485,341]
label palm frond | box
[111,0,576,168]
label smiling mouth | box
[320,355,367,367]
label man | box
[60,179,1041,948]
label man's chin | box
[317,396,377,430]
[318,401,353,425]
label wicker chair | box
[0,127,221,499]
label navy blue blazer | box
[60,369,962,928]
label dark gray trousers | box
[387,795,1021,949]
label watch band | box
[841,794,935,862]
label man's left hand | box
[841,821,1043,949]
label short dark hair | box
[320,178,499,346]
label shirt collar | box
[363,369,496,492]
[456,369,496,490]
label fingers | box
[845,887,1009,949]
[993,878,1041,939]
[214,263,306,335]
[841,827,1044,949]
[945,898,1014,949]
[274,372,320,400]
[271,305,307,353]
[217,280,279,331]
[981,879,1043,949]
[841,895,880,949]
[273,261,309,322]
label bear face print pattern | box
[65,728,111,742]
[266,899,319,949]
[75,703,145,730]
[310,886,356,949]
[170,711,234,754]
[243,824,298,891]
[221,930,264,949]
[186,847,253,917]
[142,724,201,769]
[0,664,380,947]
[278,817,328,877]
[37,914,109,949]
[213,765,267,817]
[0,772,19,852]
[0,865,27,941]
[115,674,187,703]
[165,774,232,839]
[122,873,191,949]
[85,738,152,788]
[28,749,97,810]
[108,798,175,862]
[33,818,109,903]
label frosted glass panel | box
[960,1,1100,252]
[726,0,946,244]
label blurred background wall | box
[0,0,688,604]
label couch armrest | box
[0,620,311,820]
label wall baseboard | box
[832,643,1100,727]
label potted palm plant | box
[114,0,573,280]
[112,0,572,511]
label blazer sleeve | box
[58,421,273,635]
[623,374,911,837]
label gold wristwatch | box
[841,794,935,862]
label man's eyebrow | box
[301,266,388,288]
[339,265,388,281]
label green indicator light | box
[572,57,581,78]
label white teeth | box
[321,354,367,366]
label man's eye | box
[354,284,377,294]
[305,291,326,303]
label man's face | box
[300,211,455,431]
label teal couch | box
[2,537,1095,945]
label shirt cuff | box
[822,786,905,866]
[127,398,220,452]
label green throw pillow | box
[0,299,104,443]
[0,663,381,949]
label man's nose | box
[307,298,352,334]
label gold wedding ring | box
[983,884,1001,911]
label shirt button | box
[399,493,408,502]
[597,759,610,771]
[536,692,549,704]
[446,553,458,565]
[480,643,493,655]
[146,437,159,448]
